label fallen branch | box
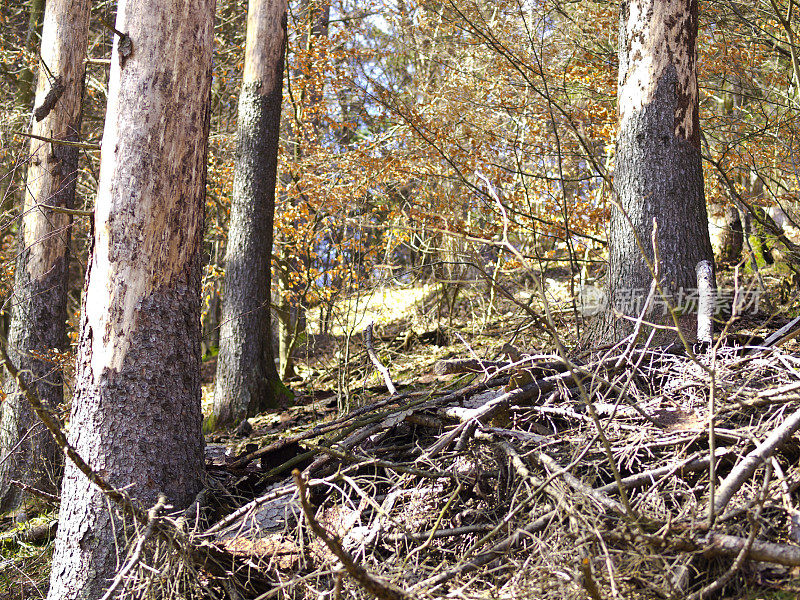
[712,404,800,516]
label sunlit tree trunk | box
[605,0,713,338]
[0,0,90,513]
[46,0,214,596]
[212,0,289,429]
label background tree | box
[605,0,713,337]
[0,0,91,512]
[212,0,290,428]
[46,0,214,596]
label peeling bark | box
[212,0,288,429]
[46,0,214,597]
[0,0,90,512]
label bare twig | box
[99,495,167,600]
[14,130,100,150]
[688,464,771,600]
[712,405,800,516]
[293,469,409,600]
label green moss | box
[202,413,217,434]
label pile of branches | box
[10,320,800,599]
[185,324,800,599]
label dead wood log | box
[760,315,800,350]
[0,520,58,545]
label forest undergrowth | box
[5,265,800,600]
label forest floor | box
[5,263,800,599]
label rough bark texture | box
[46,0,214,597]
[212,0,288,429]
[0,0,90,512]
[605,0,713,339]
[717,205,743,265]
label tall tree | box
[46,0,214,596]
[212,0,289,428]
[0,0,90,512]
[606,0,713,336]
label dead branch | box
[293,469,409,600]
[712,404,800,516]
[99,495,166,600]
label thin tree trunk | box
[46,0,214,597]
[0,0,90,513]
[212,0,289,429]
[604,0,714,340]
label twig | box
[579,555,603,600]
[711,404,800,516]
[14,130,100,150]
[0,337,235,582]
[412,507,560,590]
[597,449,734,495]
[385,523,495,542]
[293,469,409,600]
[0,338,146,524]
[688,464,771,600]
[8,479,59,505]
[38,203,94,217]
[99,495,167,600]
[536,451,626,515]
[307,443,454,480]
[204,483,294,536]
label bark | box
[0,0,90,513]
[605,0,714,339]
[212,0,289,429]
[717,205,743,265]
[46,0,214,597]
[201,240,223,357]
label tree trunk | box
[0,0,90,513]
[201,239,223,357]
[46,0,214,597]
[717,205,743,266]
[212,0,289,429]
[605,0,714,339]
